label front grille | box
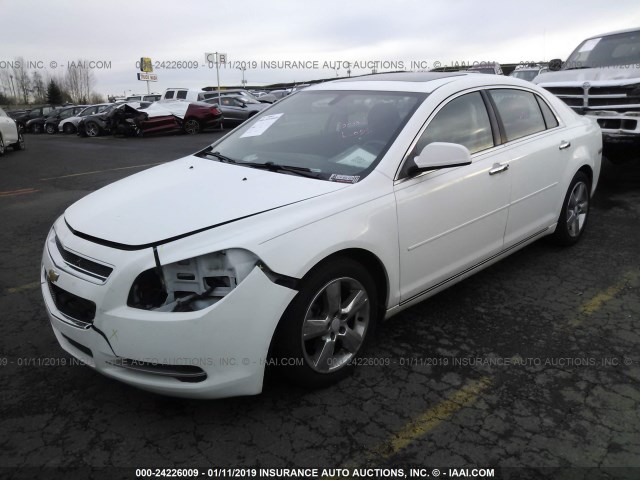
[47,280,96,323]
[55,235,113,281]
[544,84,640,113]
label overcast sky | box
[1,0,639,97]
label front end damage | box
[41,217,297,398]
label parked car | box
[0,106,25,155]
[125,94,162,103]
[41,72,601,399]
[77,101,222,137]
[535,27,640,163]
[161,88,212,102]
[269,89,292,100]
[467,62,503,75]
[12,105,59,133]
[77,102,169,137]
[203,94,269,126]
[44,106,88,134]
[58,104,112,134]
[509,65,548,82]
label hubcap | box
[301,277,370,373]
[566,181,588,237]
[185,120,199,134]
[87,124,98,136]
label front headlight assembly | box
[128,249,259,312]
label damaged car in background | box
[41,72,601,399]
[76,101,222,137]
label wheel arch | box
[297,247,390,319]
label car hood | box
[64,155,347,248]
[535,66,640,84]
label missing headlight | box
[128,249,259,312]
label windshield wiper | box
[563,66,593,70]
[198,148,320,179]
[240,161,321,178]
[198,147,238,164]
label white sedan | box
[41,72,601,398]
[0,106,25,155]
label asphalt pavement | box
[0,132,639,480]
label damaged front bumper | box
[41,217,297,399]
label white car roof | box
[306,72,533,93]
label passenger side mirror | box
[548,59,563,71]
[413,142,472,171]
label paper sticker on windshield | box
[335,147,376,168]
[579,38,601,52]
[240,113,283,138]
[329,174,360,184]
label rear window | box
[176,91,188,100]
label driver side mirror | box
[413,142,472,171]
[548,58,563,71]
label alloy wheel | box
[301,277,370,373]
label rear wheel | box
[183,118,201,135]
[552,171,591,246]
[45,123,56,134]
[32,123,42,134]
[63,123,76,134]
[0,135,5,156]
[272,258,378,388]
[85,122,100,137]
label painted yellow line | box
[569,270,639,326]
[0,188,38,197]
[6,281,40,294]
[375,376,492,458]
[328,376,493,480]
[40,162,166,181]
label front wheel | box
[32,123,42,134]
[552,171,591,246]
[63,123,76,134]
[272,258,378,388]
[183,118,201,135]
[0,135,5,156]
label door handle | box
[559,140,571,150]
[489,163,509,175]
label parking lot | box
[1,133,639,479]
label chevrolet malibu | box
[41,72,602,398]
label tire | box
[45,123,56,134]
[183,118,201,135]
[272,257,378,388]
[63,123,76,134]
[12,132,25,151]
[552,171,591,246]
[85,122,100,137]
[32,123,42,134]
[0,135,5,156]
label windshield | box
[200,90,426,182]
[565,30,640,69]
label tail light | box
[210,107,221,115]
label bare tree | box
[65,61,95,103]
[0,69,14,101]
[31,71,47,103]
[12,57,31,104]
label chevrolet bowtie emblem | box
[47,269,60,283]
